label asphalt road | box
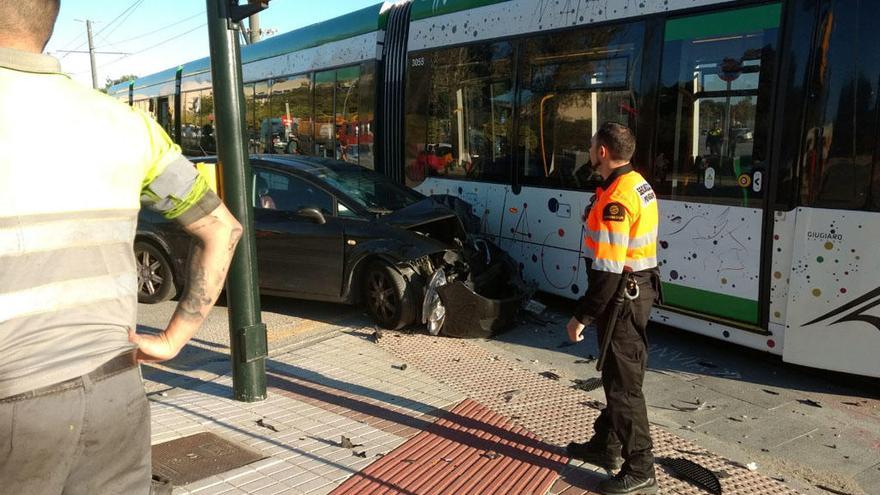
[137,293,880,495]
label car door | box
[252,165,345,299]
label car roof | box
[250,155,371,178]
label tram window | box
[799,0,880,211]
[404,53,432,186]
[336,65,360,165]
[315,70,335,158]
[358,62,376,170]
[181,91,199,156]
[409,41,513,183]
[653,3,780,207]
[270,74,312,156]
[517,22,644,190]
[197,88,215,155]
[254,80,272,154]
[243,83,258,154]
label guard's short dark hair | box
[595,122,636,162]
[0,0,61,49]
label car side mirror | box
[297,207,326,224]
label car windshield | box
[312,167,426,213]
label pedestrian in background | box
[0,1,242,493]
[565,122,661,495]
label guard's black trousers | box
[590,281,655,479]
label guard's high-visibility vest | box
[585,165,659,273]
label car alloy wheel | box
[363,262,418,330]
[134,241,176,304]
[368,269,399,323]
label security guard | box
[566,122,660,495]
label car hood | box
[378,198,468,247]
[380,198,458,229]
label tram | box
[111,0,880,378]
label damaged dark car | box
[135,155,528,336]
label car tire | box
[363,262,418,330]
[134,241,176,304]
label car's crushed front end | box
[383,197,531,337]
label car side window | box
[253,168,334,215]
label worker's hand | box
[128,328,180,363]
[566,317,586,343]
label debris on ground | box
[339,436,362,449]
[762,389,780,395]
[671,398,716,412]
[481,450,500,460]
[673,448,712,457]
[746,462,758,471]
[353,451,367,458]
[815,484,854,495]
[501,389,521,403]
[391,363,408,371]
[539,371,561,381]
[574,355,596,364]
[581,400,605,409]
[370,329,383,342]
[256,418,279,432]
[571,377,603,392]
[798,399,823,408]
[524,299,547,315]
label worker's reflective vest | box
[585,165,659,273]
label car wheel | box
[134,241,176,304]
[363,262,418,330]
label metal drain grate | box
[151,432,266,486]
[572,377,603,392]
[660,457,723,495]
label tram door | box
[652,4,782,326]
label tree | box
[102,74,138,94]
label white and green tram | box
[112,0,880,377]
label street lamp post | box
[204,0,269,402]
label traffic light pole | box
[205,0,268,402]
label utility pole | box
[86,20,98,89]
[205,0,269,402]
[248,13,261,44]
[62,20,127,90]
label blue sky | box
[46,0,380,88]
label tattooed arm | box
[129,203,243,362]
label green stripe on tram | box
[665,3,782,41]
[661,283,759,324]
[410,0,512,21]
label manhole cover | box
[151,432,266,486]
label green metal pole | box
[205,0,267,402]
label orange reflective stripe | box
[584,169,658,272]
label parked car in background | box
[135,155,527,334]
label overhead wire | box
[99,22,207,70]
[61,0,144,59]
[96,0,147,44]
[103,11,205,47]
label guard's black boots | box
[565,441,623,471]
[597,472,658,494]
